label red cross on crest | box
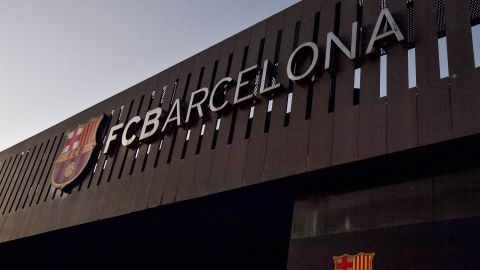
[63,128,82,153]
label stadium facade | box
[0,0,480,269]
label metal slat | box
[6,145,37,214]
[0,154,25,214]
[243,12,286,185]
[189,37,236,200]
[357,0,387,159]
[159,57,198,205]
[386,0,418,153]
[0,156,15,208]
[207,31,248,195]
[263,3,303,180]
[224,21,267,191]
[331,0,359,165]
[445,0,480,137]
[132,75,162,177]
[306,0,336,171]
[146,64,184,208]
[35,135,62,205]
[276,2,318,178]
[175,51,219,202]
[0,151,28,214]
[415,0,452,145]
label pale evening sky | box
[0,0,299,151]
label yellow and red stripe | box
[352,254,373,270]
[79,119,97,146]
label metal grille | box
[381,0,388,10]
[436,0,447,37]
[407,0,416,47]
[470,0,480,25]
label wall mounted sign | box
[333,252,375,270]
[48,8,405,189]
[102,8,404,156]
[51,115,104,189]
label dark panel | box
[175,49,219,203]
[141,68,171,177]
[243,12,285,185]
[109,77,166,216]
[263,3,305,180]
[434,168,480,220]
[11,144,41,212]
[129,75,164,212]
[132,75,161,177]
[331,0,359,165]
[27,136,58,207]
[387,178,433,226]
[127,78,159,177]
[324,185,392,234]
[224,20,267,191]
[0,157,12,198]
[0,154,21,212]
[0,149,28,215]
[357,0,387,159]
[160,56,198,205]
[101,80,153,218]
[88,101,128,188]
[37,136,64,203]
[278,2,319,178]
[17,141,49,210]
[4,145,37,215]
[290,195,325,239]
[291,178,433,240]
[445,0,480,137]
[146,63,184,208]
[3,147,35,214]
[207,28,251,194]
[415,0,452,145]
[386,0,418,153]
[190,36,236,199]
[25,136,63,235]
[306,0,336,171]
[109,90,145,183]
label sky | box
[0,0,299,151]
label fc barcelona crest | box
[333,252,375,270]
[51,115,104,189]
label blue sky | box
[0,0,299,151]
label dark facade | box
[0,0,480,269]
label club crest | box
[333,252,375,270]
[51,115,104,189]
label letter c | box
[122,116,141,146]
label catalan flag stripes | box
[79,120,95,145]
[353,254,373,270]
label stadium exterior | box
[0,0,479,269]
